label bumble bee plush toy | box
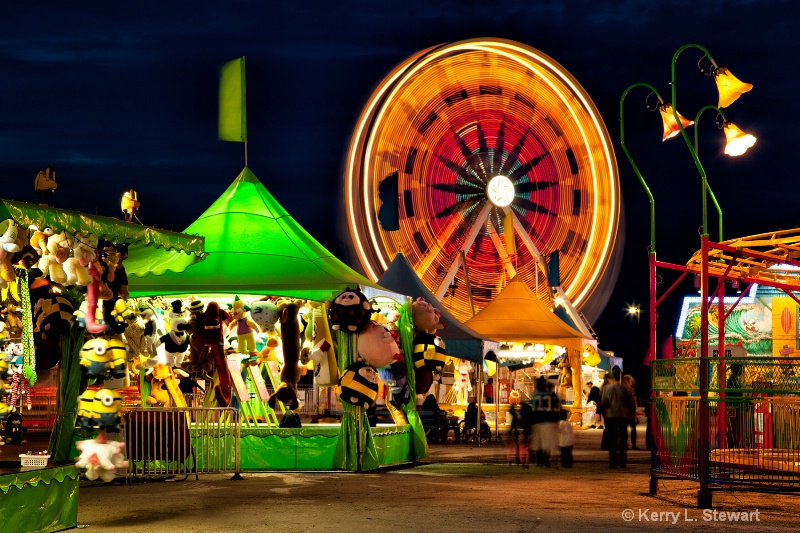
[336,361,379,409]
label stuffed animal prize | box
[327,288,372,333]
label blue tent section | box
[377,253,494,363]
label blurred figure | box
[587,381,602,429]
[622,374,640,450]
[518,402,533,467]
[531,376,560,467]
[506,404,520,464]
[558,409,574,468]
[484,377,494,404]
[602,366,635,468]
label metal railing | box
[122,406,240,481]
[652,358,800,492]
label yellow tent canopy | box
[464,276,595,353]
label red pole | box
[698,235,711,507]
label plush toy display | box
[454,359,473,405]
[184,299,213,374]
[268,299,304,411]
[75,431,128,482]
[95,240,120,301]
[4,343,32,411]
[411,297,447,393]
[337,361,379,409]
[305,301,338,386]
[76,389,97,429]
[62,231,97,287]
[357,320,403,369]
[45,230,70,285]
[204,301,231,407]
[29,225,54,276]
[154,300,191,369]
[79,337,128,380]
[145,365,172,407]
[377,360,410,409]
[249,299,279,334]
[327,288,373,333]
[4,412,27,445]
[0,220,21,287]
[229,296,260,364]
[92,388,123,432]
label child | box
[558,409,575,468]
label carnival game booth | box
[464,276,598,427]
[129,168,425,472]
[377,254,499,436]
[0,199,204,533]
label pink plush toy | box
[356,320,403,369]
[75,431,128,482]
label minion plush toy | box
[76,389,98,429]
[337,361,379,409]
[92,389,123,433]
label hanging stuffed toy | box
[184,299,213,374]
[91,388,123,433]
[29,226,54,278]
[63,231,97,287]
[249,299,279,334]
[327,287,373,333]
[75,431,128,482]
[4,411,27,445]
[76,389,97,430]
[154,300,191,369]
[305,301,338,386]
[357,320,403,369]
[377,361,410,409]
[268,299,304,411]
[45,231,71,286]
[4,343,31,411]
[204,301,231,407]
[337,361,379,409]
[411,297,440,394]
[79,337,127,380]
[229,296,260,364]
[0,220,21,288]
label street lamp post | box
[621,44,754,508]
[627,305,641,325]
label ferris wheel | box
[344,38,621,325]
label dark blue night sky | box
[1,0,795,381]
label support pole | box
[698,235,712,508]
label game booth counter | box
[0,198,205,533]
[127,167,427,473]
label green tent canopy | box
[129,167,387,301]
[1,199,205,277]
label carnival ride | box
[344,38,622,329]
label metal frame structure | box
[649,230,800,507]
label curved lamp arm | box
[620,82,661,254]
[694,104,726,242]
[671,43,718,238]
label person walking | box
[622,374,640,450]
[587,381,602,429]
[557,409,574,468]
[506,404,521,464]
[518,403,533,467]
[531,376,560,467]
[601,366,635,468]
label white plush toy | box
[75,431,128,482]
[45,231,71,285]
[63,231,97,286]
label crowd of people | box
[501,366,644,469]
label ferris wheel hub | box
[486,175,515,207]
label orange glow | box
[714,67,753,108]
[659,103,694,141]
[343,39,620,322]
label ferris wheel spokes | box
[486,221,517,279]
[434,203,492,300]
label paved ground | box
[72,424,799,532]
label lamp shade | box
[723,122,757,156]
[714,67,753,108]
[659,103,694,141]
